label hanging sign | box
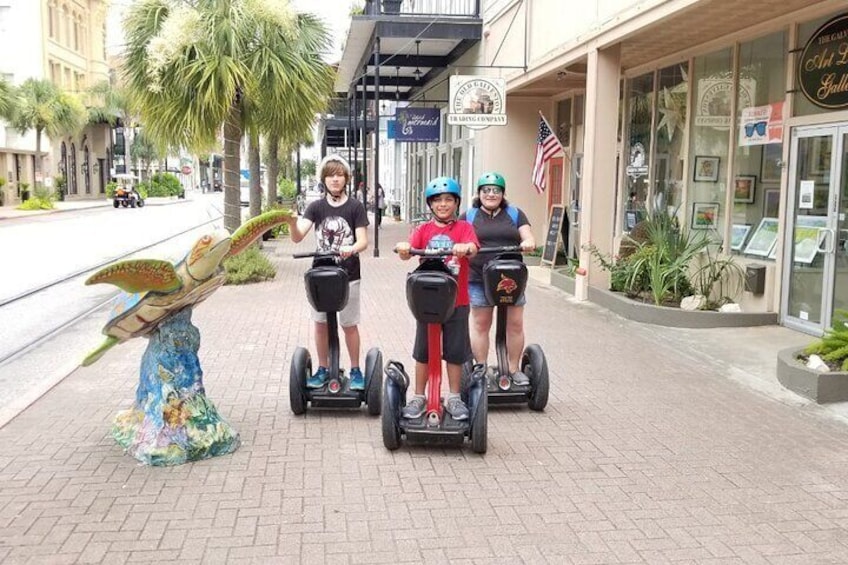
[447,76,507,130]
[393,108,440,142]
[738,101,785,146]
[798,13,848,110]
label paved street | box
[1,219,847,564]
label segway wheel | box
[470,383,488,454]
[364,348,383,416]
[289,347,310,415]
[522,344,549,411]
[137,199,145,208]
[381,382,400,450]
[460,360,474,403]
[113,199,119,208]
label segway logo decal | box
[496,274,517,304]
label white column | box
[576,43,621,301]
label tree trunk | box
[35,127,43,193]
[266,133,279,208]
[223,103,243,234]
[248,131,261,218]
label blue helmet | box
[424,177,461,203]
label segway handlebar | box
[394,248,455,257]
[476,245,523,254]
[292,250,345,259]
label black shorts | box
[412,305,472,365]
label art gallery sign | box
[798,13,848,110]
[447,76,507,130]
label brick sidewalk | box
[2,219,848,563]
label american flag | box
[532,116,562,194]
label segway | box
[382,248,488,453]
[464,246,549,411]
[289,251,382,415]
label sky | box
[105,0,353,62]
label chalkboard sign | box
[541,205,565,266]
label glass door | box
[782,125,846,334]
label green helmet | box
[477,172,506,192]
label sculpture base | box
[112,308,240,466]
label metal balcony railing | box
[364,0,480,17]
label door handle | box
[817,228,835,253]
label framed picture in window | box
[761,144,782,183]
[733,175,756,203]
[730,224,752,251]
[763,189,780,218]
[693,156,720,182]
[691,202,720,230]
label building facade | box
[0,0,110,206]
[336,0,848,336]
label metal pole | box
[360,72,368,213]
[347,95,353,185]
[373,37,381,257]
[352,92,359,189]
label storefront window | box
[732,30,787,257]
[655,63,688,214]
[689,48,732,239]
[622,72,653,230]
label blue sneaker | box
[349,367,365,391]
[306,367,328,389]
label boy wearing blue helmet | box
[395,177,479,420]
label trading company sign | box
[393,108,440,142]
[447,76,507,130]
[798,13,848,110]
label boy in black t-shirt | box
[286,155,370,390]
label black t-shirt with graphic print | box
[304,197,369,281]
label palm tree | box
[0,76,15,120]
[123,0,334,233]
[10,78,87,192]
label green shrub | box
[18,196,54,210]
[105,181,117,198]
[278,178,296,200]
[143,173,182,197]
[804,310,848,371]
[223,245,277,285]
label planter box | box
[776,347,848,403]
[550,268,575,295]
[524,255,541,267]
[587,286,778,328]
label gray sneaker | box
[511,370,530,386]
[402,396,426,419]
[446,397,469,421]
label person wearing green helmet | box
[395,176,479,421]
[459,172,536,385]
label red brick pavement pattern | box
[2,220,848,563]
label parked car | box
[113,174,144,209]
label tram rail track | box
[0,215,223,367]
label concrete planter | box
[586,286,778,328]
[550,268,575,295]
[776,347,848,403]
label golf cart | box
[113,174,145,208]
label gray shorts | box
[310,280,361,327]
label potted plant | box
[54,175,66,201]
[20,182,30,202]
[0,177,5,206]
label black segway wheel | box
[381,382,400,450]
[136,199,145,208]
[522,344,549,411]
[364,348,383,416]
[471,383,488,454]
[289,347,310,415]
[113,199,119,208]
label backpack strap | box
[466,206,518,225]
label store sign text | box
[798,13,848,109]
